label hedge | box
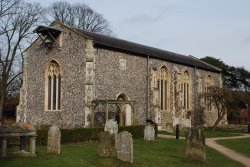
[36,125,144,145]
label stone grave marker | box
[47,125,61,154]
[97,131,116,157]
[116,131,133,163]
[186,127,205,162]
[144,125,155,141]
[104,119,118,137]
[166,123,174,133]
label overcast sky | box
[26,0,250,70]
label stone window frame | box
[119,59,127,70]
[205,75,212,112]
[44,60,61,111]
[157,66,170,112]
[181,70,191,110]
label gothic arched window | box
[181,70,190,110]
[205,75,212,111]
[158,66,169,110]
[45,60,61,111]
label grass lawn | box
[217,137,250,157]
[158,128,246,138]
[0,138,244,167]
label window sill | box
[44,110,61,112]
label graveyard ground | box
[217,137,250,157]
[0,137,244,167]
[158,128,247,138]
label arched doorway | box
[117,94,132,126]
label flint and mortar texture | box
[17,21,222,129]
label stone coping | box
[0,132,37,137]
[0,125,36,137]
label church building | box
[16,21,223,130]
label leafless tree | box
[48,1,112,35]
[0,0,45,122]
[202,86,234,130]
[0,0,19,18]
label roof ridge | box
[34,20,221,73]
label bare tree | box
[202,86,234,130]
[0,0,19,18]
[48,1,112,35]
[0,0,45,123]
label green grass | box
[0,138,244,167]
[203,129,245,138]
[158,128,246,138]
[217,137,250,157]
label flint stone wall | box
[17,21,222,129]
[17,22,86,128]
[95,49,148,124]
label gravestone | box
[104,119,118,137]
[166,123,174,133]
[144,125,155,141]
[47,125,61,154]
[116,131,133,163]
[97,131,116,157]
[186,127,205,162]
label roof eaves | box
[189,55,222,72]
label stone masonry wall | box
[17,22,221,129]
[94,49,148,124]
[149,58,221,128]
[17,22,87,128]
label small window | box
[119,59,126,70]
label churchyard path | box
[206,134,250,167]
[158,133,250,167]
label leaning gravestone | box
[104,119,118,137]
[97,131,116,157]
[47,125,61,154]
[186,127,205,162]
[116,131,133,163]
[144,125,155,141]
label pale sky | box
[26,0,250,70]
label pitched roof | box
[77,29,221,73]
[36,22,221,73]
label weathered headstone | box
[104,119,118,137]
[97,131,116,157]
[186,127,206,162]
[116,131,133,163]
[47,125,61,154]
[166,123,174,133]
[144,125,155,141]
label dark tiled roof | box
[47,20,220,73]
[77,29,221,73]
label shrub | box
[118,126,144,138]
[36,126,144,145]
